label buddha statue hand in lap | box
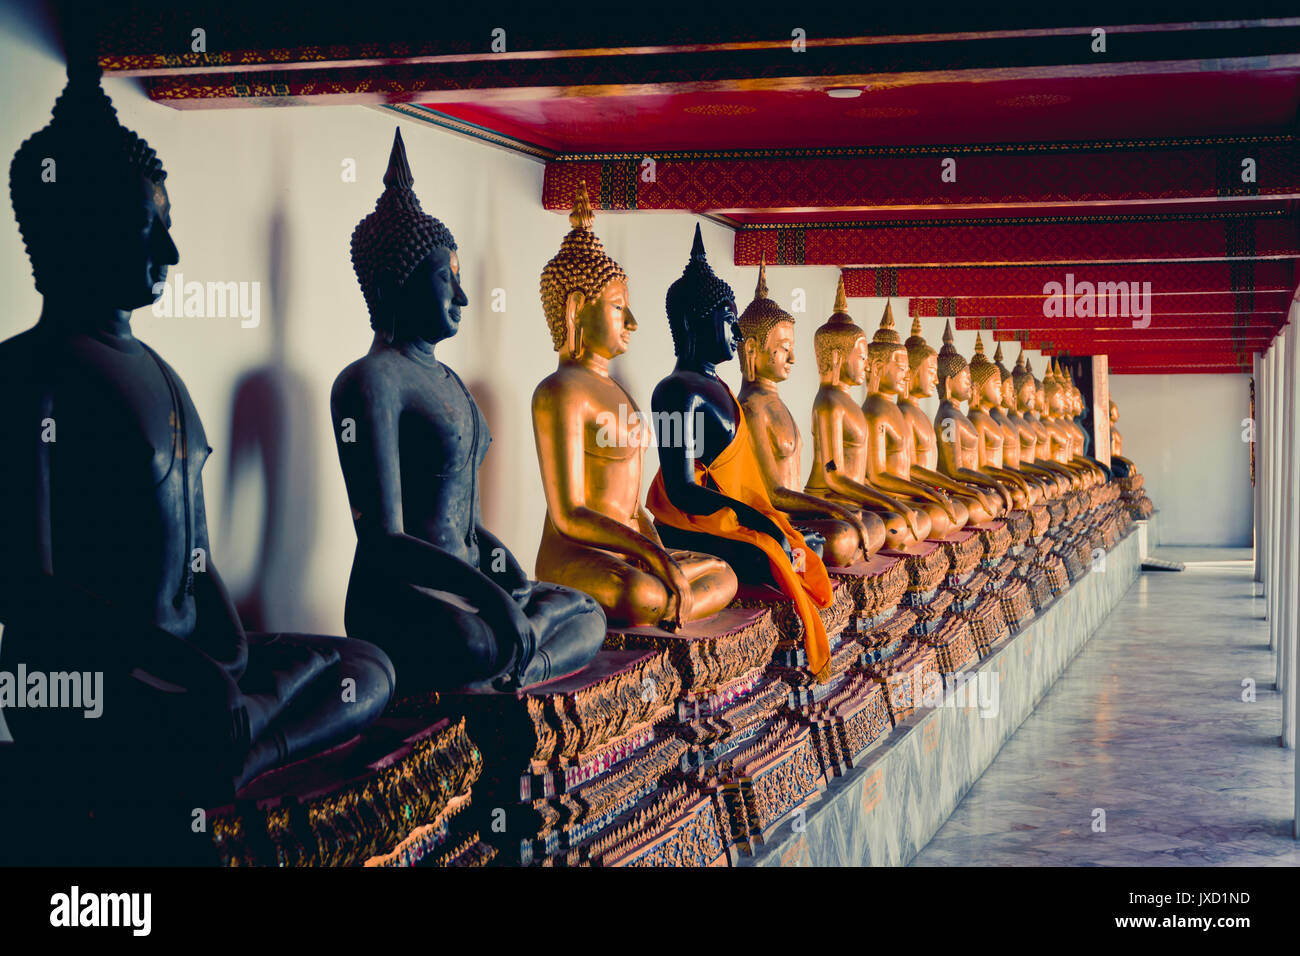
[933,322,1014,516]
[646,226,835,680]
[803,281,928,547]
[333,129,605,692]
[532,185,737,629]
[737,258,886,566]
[0,65,395,836]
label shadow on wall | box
[219,133,319,633]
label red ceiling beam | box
[733,214,1297,266]
[1110,364,1252,374]
[544,140,1299,214]
[1003,329,1277,345]
[842,260,1296,297]
[919,291,1293,319]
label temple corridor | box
[912,550,1300,866]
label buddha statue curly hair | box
[539,182,628,353]
[351,128,458,331]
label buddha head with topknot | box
[904,315,939,400]
[351,127,465,344]
[993,341,1015,410]
[540,182,632,363]
[738,254,795,384]
[10,61,175,312]
[968,333,1002,406]
[1011,347,1036,412]
[936,320,972,403]
[1043,360,1068,417]
[665,224,737,365]
[866,300,908,396]
[1031,358,1048,416]
[813,276,868,388]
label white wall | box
[1109,374,1254,546]
[0,23,1057,634]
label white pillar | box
[1254,352,1263,588]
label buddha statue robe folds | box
[932,322,1014,516]
[332,129,605,692]
[531,186,737,629]
[804,281,928,548]
[645,226,834,680]
[0,66,394,856]
[737,259,885,567]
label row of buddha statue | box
[0,63,1131,836]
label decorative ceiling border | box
[736,208,1293,232]
[380,104,556,162]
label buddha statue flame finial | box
[539,181,628,353]
[867,299,904,367]
[905,312,936,371]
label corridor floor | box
[911,549,1299,866]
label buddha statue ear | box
[830,347,844,386]
[740,336,758,381]
[563,290,586,360]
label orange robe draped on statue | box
[646,395,834,680]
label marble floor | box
[912,550,1300,866]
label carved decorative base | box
[995,576,1035,630]
[935,529,982,578]
[594,789,732,867]
[829,553,908,624]
[209,716,483,868]
[861,641,940,722]
[604,607,778,697]
[912,614,978,675]
[1003,509,1034,547]
[880,539,951,592]
[961,592,1010,656]
[718,719,826,854]
[729,579,854,655]
[970,520,1011,563]
[1028,503,1051,537]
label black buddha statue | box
[331,129,605,693]
[645,226,834,680]
[0,64,395,861]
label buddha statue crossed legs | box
[737,260,885,567]
[531,186,736,628]
[332,130,605,692]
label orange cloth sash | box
[646,394,833,680]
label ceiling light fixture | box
[826,87,864,99]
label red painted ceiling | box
[425,69,1300,154]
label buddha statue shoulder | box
[0,66,394,830]
[803,281,927,547]
[531,186,736,628]
[861,302,969,538]
[736,259,885,566]
[645,226,834,679]
[898,317,1000,524]
[331,129,605,691]
[932,322,1013,516]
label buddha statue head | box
[1109,398,1120,425]
[1043,361,1069,417]
[10,62,174,312]
[968,333,1002,406]
[904,315,938,400]
[1012,347,1036,413]
[936,320,972,403]
[351,128,466,346]
[993,342,1015,410]
[1032,359,1048,415]
[813,276,868,388]
[738,255,795,384]
[665,224,737,365]
[865,300,908,396]
[540,182,632,362]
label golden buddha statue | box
[989,342,1049,505]
[804,280,927,547]
[1109,398,1139,477]
[1039,361,1096,488]
[898,315,1000,524]
[966,334,1037,508]
[736,259,885,566]
[1008,349,1068,498]
[532,186,738,629]
[932,322,1013,516]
